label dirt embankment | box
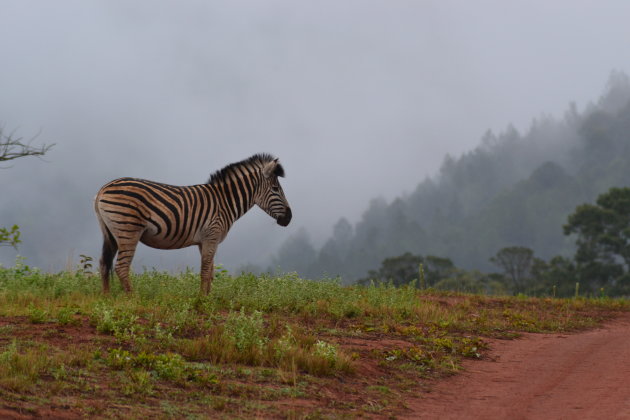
[404,313,630,419]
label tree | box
[360,252,424,287]
[1,127,53,166]
[564,187,630,292]
[317,218,353,277]
[1,127,53,248]
[490,246,534,294]
[433,270,508,295]
[359,252,456,288]
[269,228,317,277]
[529,256,578,297]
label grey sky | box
[2,1,630,271]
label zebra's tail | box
[94,196,118,286]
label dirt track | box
[405,313,630,419]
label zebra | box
[94,153,292,294]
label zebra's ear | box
[263,158,285,178]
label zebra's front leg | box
[199,242,217,295]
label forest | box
[270,72,630,296]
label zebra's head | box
[256,158,292,227]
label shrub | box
[91,302,138,335]
[223,308,267,354]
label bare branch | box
[0,126,54,165]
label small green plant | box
[458,337,483,358]
[107,348,134,370]
[51,364,69,380]
[0,340,20,365]
[136,352,187,380]
[107,348,189,381]
[152,322,175,346]
[313,340,338,364]
[78,254,94,275]
[274,325,297,361]
[122,369,154,396]
[9,255,31,276]
[223,308,267,354]
[56,307,80,326]
[419,263,426,290]
[164,301,200,335]
[28,303,48,324]
[91,303,138,335]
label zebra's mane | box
[207,153,285,184]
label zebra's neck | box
[209,169,259,222]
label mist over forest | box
[2,2,630,284]
[270,72,630,283]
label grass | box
[0,263,627,418]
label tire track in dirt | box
[404,313,630,419]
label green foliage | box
[211,272,342,313]
[56,307,80,326]
[223,308,267,353]
[361,252,423,287]
[90,302,138,335]
[0,225,21,249]
[121,369,154,396]
[0,340,71,391]
[106,348,134,370]
[313,340,338,364]
[107,348,188,381]
[0,265,627,418]
[273,325,297,361]
[0,257,97,300]
[28,303,48,324]
[359,252,456,288]
[78,255,94,275]
[0,340,40,390]
[565,187,630,294]
[529,256,578,297]
[433,270,508,295]
[0,257,628,420]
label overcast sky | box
[2,1,630,272]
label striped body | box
[94,154,291,294]
[97,178,238,250]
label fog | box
[2,1,630,272]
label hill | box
[271,72,630,283]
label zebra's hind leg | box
[100,236,118,294]
[114,231,143,293]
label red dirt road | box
[405,313,630,419]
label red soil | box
[2,314,630,418]
[403,313,630,419]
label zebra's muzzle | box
[277,207,292,227]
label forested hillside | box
[271,72,630,283]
